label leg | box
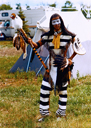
[39,77,52,117]
[56,82,68,116]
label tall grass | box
[0,40,91,128]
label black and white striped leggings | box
[39,76,68,116]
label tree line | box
[0,1,78,11]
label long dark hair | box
[42,13,76,38]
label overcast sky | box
[0,0,91,9]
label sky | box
[0,0,91,10]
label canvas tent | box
[10,8,91,78]
[9,27,49,75]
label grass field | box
[0,40,91,128]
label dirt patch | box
[0,78,28,88]
[0,47,23,57]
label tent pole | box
[36,54,49,76]
[26,27,37,72]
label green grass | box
[0,40,91,128]
[0,40,13,48]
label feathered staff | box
[10,13,27,59]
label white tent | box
[33,8,91,78]
[68,11,91,42]
[67,11,91,78]
[69,40,91,78]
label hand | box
[28,38,38,48]
[68,59,73,66]
[28,37,33,44]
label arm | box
[28,38,43,49]
[68,36,86,65]
[68,52,77,66]
[68,37,77,64]
[66,37,76,66]
[69,52,77,60]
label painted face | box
[52,18,61,25]
[52,17,61,25]
[52,16,61,31]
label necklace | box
[54,29,62,36]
